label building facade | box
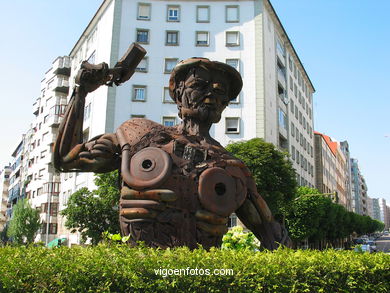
[350,158,368,215]
[371,198,381,221]
[378,198,389,229]
[314,132,336,195]
[7,139,26,221]
[0,167,11,231]
[340,141,353,211]
[23,56,71,244]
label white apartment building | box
[61,0,316,205]
[0,166,11,231]
[24,56,71,244]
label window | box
[136,29,149,44]
[137,3,151,20]
[226,59,240,72]
[197,6,210,22]
[166,31,179,46]
[290,99,294,113]
[225,117,240,133]
[196,31,209,46]
[291,122,295,137]
[133,85,146,101]
[83,128,89,143]
[49,223,58,234]
[164,58,178,73]
[299,111,302,124]
[84,103,91,120]
[163,87,174,103]
[135,57,148,72]
[50,203,58,217]
[44,115,49,123]
[226,5,239,22]
[289,76,293,91]
[131,114,145,119]
[295,105,298,119]
[39,168,45,177]
[278,108,287,130]
[162,117,176,127]
[42,132,48,142]
[291,145,296,160]
[87,51,95,64]
[276,36,285,57]
[226,31,240,46]
[167,5,180,22]
[228,213,237,228]
[62,192,68,207]
[40,150,47,159]
[294,64,297,78]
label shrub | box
[222,226,260,250]
[0,245,388,292]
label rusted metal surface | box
[53,44,291,250]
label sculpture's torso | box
[116,118,247,249]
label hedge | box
[0,245,389,292]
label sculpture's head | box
[169,58,242,124]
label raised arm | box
[53,43,146,173]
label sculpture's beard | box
[180,104,222,123]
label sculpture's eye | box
[212,83,226,95]
[188,79,208,89]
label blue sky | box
[0,1,389,203]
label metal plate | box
[198,167,238,217]
[129,147,172,189]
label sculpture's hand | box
[235,176,292,249]
[59,133,120,173]
[120,188,177,221]
[195,209,228,236]
[75,62,111,93]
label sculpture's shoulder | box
[115,118,165,147]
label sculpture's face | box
[179,67,230,123]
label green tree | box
[7,198,41,244]
[61,171,120,245]
[284,188,330,241]
[226,138,297,218]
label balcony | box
[54,78,70,94]
[53,57,71,76]
[47,114,61,127]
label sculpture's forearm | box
[53,86,87,171]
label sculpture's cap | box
[169,57,243,102]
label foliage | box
[226,138,297,218]
[221,226,259,250]
[102,232,130,244]
[6,199,40,245]
[0,245,389,292]
[285,187,385,242]
[61,171,120,245]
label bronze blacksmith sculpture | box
[54,43,290,249]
